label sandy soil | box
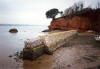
[23,33,100,69]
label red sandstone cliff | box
[49,9,100,32]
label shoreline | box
[23,32,100,69]
[7,29,100,69]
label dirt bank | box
[49,9,100,32]
[23,33,100,69]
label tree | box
[63,2,84,16]
[96,2,100,9]
[46,8,61,20]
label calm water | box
[0,25,48,69]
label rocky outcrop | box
[49,17,91,32]
[9,28,18,33]
[49,9,100,32]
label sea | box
[0,24,48,69]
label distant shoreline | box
[0,24,48,26]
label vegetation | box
[62,2,100,19]
[45,8,63,20]
[63,2,84,16]
[96,2,100,9]
[45,2,100,20]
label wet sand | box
[23,33,100,69]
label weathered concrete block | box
[24,30,78,59]
[43,30,78,54]
[24,37,43,48]
[23,45,45,60]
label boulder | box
[42,29,51,32]
[23,45,45,60]
[24,37,45,60]
[9,28,18,33]
[94,36,100,41]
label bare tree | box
[78,2,84,11]
[96,2,100,9]
[63,2,84,16]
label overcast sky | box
[0,0,99,25]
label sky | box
[0,0,100,25]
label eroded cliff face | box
[49,9,100,32]
[49,16,91,32]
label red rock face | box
[49,16,91,32]
[49,9,100,32]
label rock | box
[9,28,18,33]
[8,55,13,58]
[49,17,91,32]
[94,36,100,41]
[24,37,43,48]
[23,45,45,60]
[43,30,78,54]
[24,30,78,60]
[24,37,45,60]
[49,9,100,32]
[42,29,51,32]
